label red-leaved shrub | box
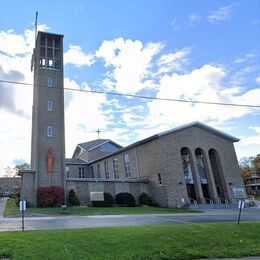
[37,186,64,207]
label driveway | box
[0,197,8,218]
[0,205,260,232]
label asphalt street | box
[0,202,260,232]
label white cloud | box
[64,45,95,67]
[64,79,110,158]
[256,76,260,84]
[96,38,163,93]
[207,5,234,24]
[138,64,260,135]
[157,47,191,74]
[171,13,201,31]
[240,127,260,146]
[234,53,256,64]
[189,13,201,23]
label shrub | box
[92,192,114,207]
[67,189,80,206]
[139,192,159,207]
[115,192,136,207]
[37,186,64,207]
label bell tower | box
[31,31,65,199]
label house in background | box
[244,172,260,196]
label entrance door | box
[186,184,196,202]
[201,184,210,202]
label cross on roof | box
[96,129,101,139]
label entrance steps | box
[188,203,238,209]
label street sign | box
[238,200,245,209]
[19,201,26,211]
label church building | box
[19,31,245,208]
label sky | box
[0,0,260,176]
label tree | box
[3,166,18,177]
[15,162,30,170]
[239,156,254,177]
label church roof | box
[78,139,122,151]
[158,121,240,142]
[65,158,87,165]
[89,121,239,163]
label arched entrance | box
[209,149,228,202]
[181,147,197,202]
[195,148,211,202]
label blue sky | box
[0,0,260,175]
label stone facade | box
[65,123,244,208]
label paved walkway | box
[0,206,260,232]
[0,197,8,217]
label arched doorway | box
[195,148,210,201]
[181,147,197,202]
[209,149,228,202]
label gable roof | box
[78,139,110,151]
[158,121,240,142]
[89,121,240,163]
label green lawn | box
[4,198,200,217]
[0,223,259,259]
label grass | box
[4,198,200,217]
[0,222,259,259]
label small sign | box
[238,200,245,209]
[90,192,104,201]
[19,201,26,211]
[181,198,185,203]
[233,188,247,199]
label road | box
[0,205,260,232]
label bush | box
[67,189,80,206]
[37,186,64,207]
[115,192,136,207]
[92,192,114,207]
[139,192,159,207]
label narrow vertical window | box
[79,167,85,178]
[47,125,53,137]
[48,77,53,87]
[123,153,131,177]
[66,167,70,178]
[158,173,162,186]
[90,166,95,178]
[97,163,101,178]
[104,161,109,179]
[47,101,53,111]
[113,157,119,179]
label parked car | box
[2,191,9,197]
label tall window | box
[158,173,163,186]
[47,101,53,111]
[48,77,53,87]
[123,153,131,177]
[97,163,101,178]
[90,166,95,178]
[66,167,70,178]
[113,157,119,179]
[47,125,53,137]
[79,167,85,178]
[181,148,194,184]
[40,35,61,70]
[104,161,109,179]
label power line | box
[0,78,260,108]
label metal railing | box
[189,197,198,207]
[204,197,214,207]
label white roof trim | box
[158,121,240,142]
